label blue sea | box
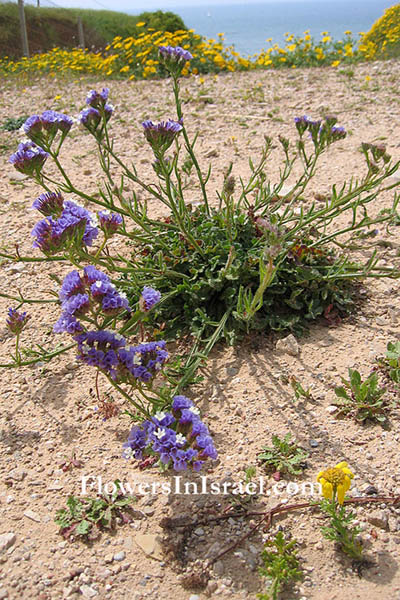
[128,0,395,56]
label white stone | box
[0,533,16,554]
[23,510,41,523]
[80,584,98,598]
[275,334,299,356]
[113,551,125,562]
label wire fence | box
[0,0,104,58]
[1,0,140,59]
[4,0,113,9]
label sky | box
[31,0,385,12]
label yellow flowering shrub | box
[255,30,358,69]
[103,29,253,78]
[359,3,400,59]
[0,47,116,77]
[0,13,395,81]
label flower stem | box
[172,76,210,215]
[0,343,75,368]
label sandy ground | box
[1,59,400,600]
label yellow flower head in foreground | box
[317,461,354,504]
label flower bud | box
[9,141,48,177]
[142,119,183,156]
[139,286,161,311]
[158,46,193,77]
[6,308,30,335]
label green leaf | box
[349,368,361,388]
[334,386,349,400]
[75,520,91,536]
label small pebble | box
[113,551,125,562]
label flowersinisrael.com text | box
[81,475,322,497]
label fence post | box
[18,0,30,58]
[77,16,85,48]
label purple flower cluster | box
[294,115,321,139]
[159,46,193,63]
[142,119,183,155]
[79,89,113,136]
[123,395,217,472]
[78,105,113,134]
[6,308,30,335]
[98,210,123,236]
[74,329,126,377]
[32,191,64,217]
[329,126,347,141]
[294,115,312,136]
[86,88,109,108]
[158,46,193,76]
[23,110,73,146]
[9,141,48,177]
[139,286,161,311]
[78,107,101,130]
[31,200,99,255]
[361,142,390,165]
[54,266,130,334]
[294,115,346,146]
[117,340,168,382]
[74,330,168,383]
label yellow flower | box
[344,43,353,57]
[317,461,354,505]
[331,60,340,67]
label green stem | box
[173,309,231,394]
[159,157,206,256]
[0,292,58,305]
[15,333,21,364]
[172,76,210,215]
[0,252,67,263]
[0,343,75,368]
[106,378,151,418]
[95,236,108,259]
[50,154,74,189]
[98,138,167,204]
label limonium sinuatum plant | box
[2,45,400,471]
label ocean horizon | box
[127,0,394,56]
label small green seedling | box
[378,341,400,386]
[258,530,303,600]
[282,374,313,401]
[258,433,308,476]
[2,116,28,131]
[55,480,134,541]
[334,368,387,423]
[244,465,257,483]
[319,498,363,560]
